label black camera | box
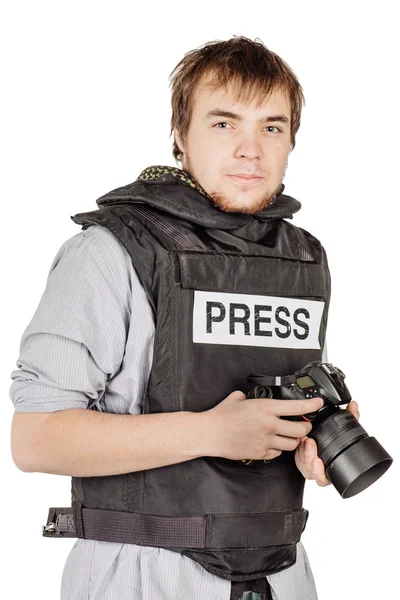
[245,361,393,498]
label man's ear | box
[174,128,185,156]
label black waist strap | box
[42,503,308,549]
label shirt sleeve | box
[9,225,133,412]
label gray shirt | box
[9,224,320,600]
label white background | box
[1,1,399,599]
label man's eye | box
[266,126,280,133]
[213,123,281,133]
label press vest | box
[56,170,331,581]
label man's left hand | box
[294,401,360,486]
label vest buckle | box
[42,522,56,534]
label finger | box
[304,441,330,485]
[295,441,315,479]
[303,439,320,474]
[269,434,302,452]
[265,397,324,417]
[274,418,312,439]
[233,390,248,400]
[304,437,318,457]
[312,457,331,486]
[263,449,283,461]
[346,401,360,420]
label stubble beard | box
[208,180,284,214]
[183,154,287,215]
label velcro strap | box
[84,509,206,547]
[42,506,308,549]
[248,373,296,388]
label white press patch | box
[193,291,324,349]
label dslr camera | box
[245,361,393,498]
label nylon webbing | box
[84,509,206,547]
[42,507,308,549]
[248,373,296,387]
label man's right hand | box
[202,390,324,462]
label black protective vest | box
[65,168,331,581]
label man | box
[10,36,359,600]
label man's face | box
[174,78,292,214]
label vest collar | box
[96,165,302,230]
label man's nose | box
[233,135,264,160]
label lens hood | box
[326,436,393,498]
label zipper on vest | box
[170,253,181,412]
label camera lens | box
[309,410,393,498]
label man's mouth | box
[227,175,263,186]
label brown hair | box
[169,35,305,163]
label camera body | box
[245,361,393,498]
[251,361,352,426]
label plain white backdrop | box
[2,1,399,599]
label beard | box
[208,179,284,214]
[183,153,288,215]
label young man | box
[10,36,359,600]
